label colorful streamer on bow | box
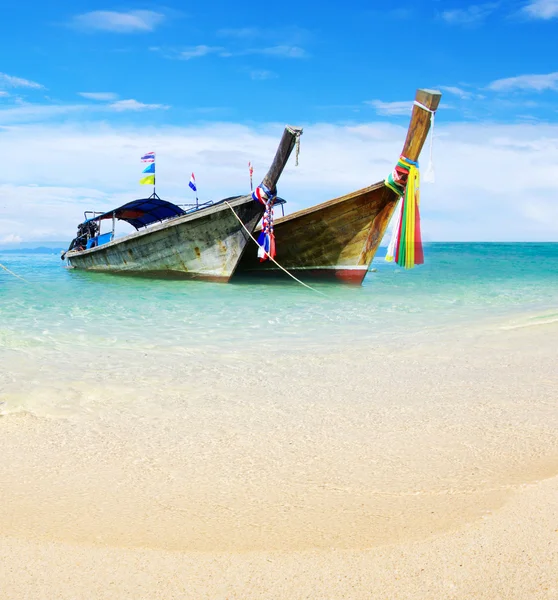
[252,183,277,262]
[248,162,254,191]
[385,156,424,269]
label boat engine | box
[61,221,99,259]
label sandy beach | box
[3,0,558,595]
[1,320,557,598]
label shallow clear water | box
[1,243,558,553]
[1,243,557,355]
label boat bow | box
[235,88,442,284]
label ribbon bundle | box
[252,183,277,262]
[385,156,424,269]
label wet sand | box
[1,322,557,598]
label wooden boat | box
[235,89,441,285]
[63,126,302,282]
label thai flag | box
[141,152,155,163]
[189,173,197,192]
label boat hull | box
[235,183,398,285]
[236,88,441,286]
[66,196,263,283]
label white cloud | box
[71,10,165,33]
[522,0,558,19]
[153,44,307,60]
[1,234,22,244]
[0,99,169,124]
[218,28,257,38]
[178,45,226,60]
[0,72,44,89]
[442,3,498,25]
[218,25,310,46]
[250,70,278,81]
[108,99,169,111]
[79,92,119,101]
[1,120,557,242]
[0,91,9,97]
[439,86,473,99]
[488,72,558,92]
[0,104,88,124]
[254,45,307,58]
[365,100,413,116]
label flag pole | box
[190,173,198,209]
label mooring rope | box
[224,201,327,297]
[0,261,30,283]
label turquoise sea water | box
[1,243,557,355]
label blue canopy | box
[85,197,186,230]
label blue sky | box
[1,1,558,242]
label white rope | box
[0,262,30,283]
[286,125,303,167]
[413,101,434,113]
[413,100,436,183]
[224,201,327,297]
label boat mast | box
[400,89,442,162]
[261,125,303,193]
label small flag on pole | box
[140,151,156,191]
[249,161,254,191]
[189,173,197,192]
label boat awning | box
[84,198,186,230]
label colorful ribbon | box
[252,183,277,262]
[385,156,424,269]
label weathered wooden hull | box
[66,195,263,282]
[236,182,398,285]
[236,88,442,286]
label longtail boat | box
[62,126,302,282]
[235,89,441,285]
